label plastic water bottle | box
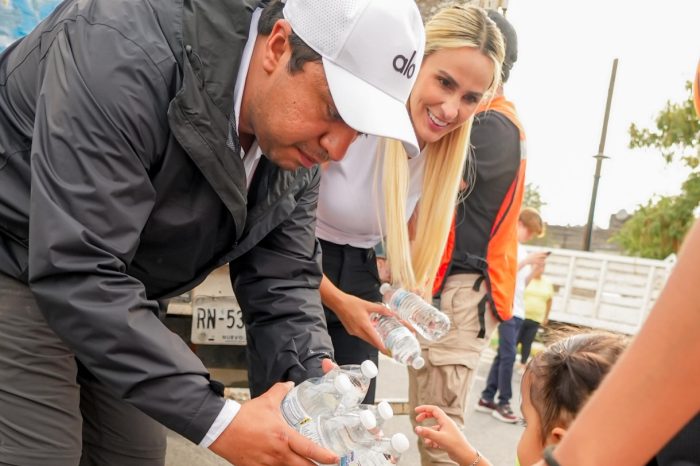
[360,400,394,432]
[281,373,355,443]
[343,401,394,441]
[318,410,379,457]
[379,283,450,341]
[371,313,425,369]
[326,360,379,410]
[355,433,410,465]
[318,409,409,466]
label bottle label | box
[281,391,321,444]
[339,450,357,466]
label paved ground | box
[165,348,524,466]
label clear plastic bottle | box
[356,433,410,465]
[345,401,394,441]
[318,410,378,458]
[370,313,425,369]
[326,360,379,410]
[361,400,394,433]
[318,411,408,466]
[281,373,354,444]
[379,283,450,341]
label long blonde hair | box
[382,4,505,294]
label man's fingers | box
[288,428,339,465]
[263,381,295,403]
[321,357,338,374]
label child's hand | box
[414,405,481,466]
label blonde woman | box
[316,3,505,403]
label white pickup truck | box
[164,246,675,381]
[526,246,674,335]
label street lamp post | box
[583,58,618,251]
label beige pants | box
[408,274,499,466]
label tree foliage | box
[523,183,545,211]
[612,173,700,259]
[612,82,700,258]
[629,81,700,169]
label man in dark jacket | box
[0,0,425,464]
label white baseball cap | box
[283,0,425,156]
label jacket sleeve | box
[26,23,223,443]
[231,168,334,397]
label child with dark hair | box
[414,332,628,466]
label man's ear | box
[262,19,292,73]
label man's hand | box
[334,293,394,353]
[209,382,339,466]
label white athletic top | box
[316,135,426,249]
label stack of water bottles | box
[281,360,410,465]
[370,284,451,369]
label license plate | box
[190,296,247,345]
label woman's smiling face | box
[408,46,495,148]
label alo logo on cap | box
[393,50,417,79]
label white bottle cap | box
[376,401,394,420]
[412,356,425,370]
[390,433,410,453]
[379,283,392,295]
[334,373,354,393]
[360,360,379,378]
[359,410,377,430]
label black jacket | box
[0,0,332,443]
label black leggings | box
[516,318,541,364]
[319,239,381,403]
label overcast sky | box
[505,0,699,227]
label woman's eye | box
[464,95,479,104]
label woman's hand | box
[334,293,394,353]
[320,275,394,353]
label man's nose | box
[321,123,359,162]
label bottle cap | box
[390,433,410,453]
[412,356,425,370]
[379,283,392,295]
[334,373,354,393]
[377,401,394,420]
[360,360,379,378]
[359,410,377,430]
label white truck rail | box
[168,248,675,342]
[527,246,675,335]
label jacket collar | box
[167,0,260,239]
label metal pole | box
[583,58,618,251]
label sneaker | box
[492,404,519,423]
[475,397,496,413]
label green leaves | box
[628,81,700,168]
[614,82,700,258]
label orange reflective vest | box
[433,96,527,326]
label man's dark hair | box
[259,0,321,74]
[486,10,518,83]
